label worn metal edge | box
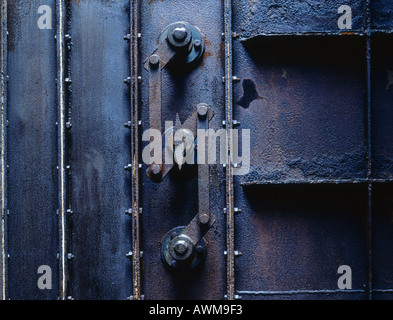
[224,0,235,301]
[365,0,373,301]
[130,0,141,301]
[0,0,8,301]
[56,0,68,301]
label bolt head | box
[149,54,160,68]
[151,164,161,176]
[194,39,202,49]
[172,27,188,42]
[174,240,188,256]
[197,103,208,117]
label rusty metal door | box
[1,0,393,300]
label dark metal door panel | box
[233,0,366,38]
[371,0,393,31]
[6,0,59,300]
[234,185,367,300]
[67,0,132,300]
[1,0,393,301]
[139,0,226,300]
[371,35,393,179]
[373,183,393,300]
[233,37,366,184]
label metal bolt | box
[124,77,131,84]
[124,34,131,41]
[139,208,143,214]
[65,34,71,42]
[149,54,160,68]
[174,240,188,256]
[66,209,73,217]
[124,121,132,128]
[125,209,133,216]
[126,251,133,259]
[194,39,202,50]
[197,103,208,117]
[67,253,74,260]
[66,122,72,129]
[150,164,161,176]
[232,120,241,127]
[234,207,242,214]
[172,27,188,42]
[65,78,72,84]
[124,164,132,171]
[234,250,242,257]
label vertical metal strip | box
[130,0,141,300]
[0,0,8,301]
[365,0,373,301]
[224,0,235,300]
[56,0,68,300]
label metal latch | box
[144,22,216,271]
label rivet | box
[232,120,241,127]
[149,54,160,68]
[234,208,242,214]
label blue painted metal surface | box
[67,0,133,300]
[1,0,393,300]
[6,0,59,300]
